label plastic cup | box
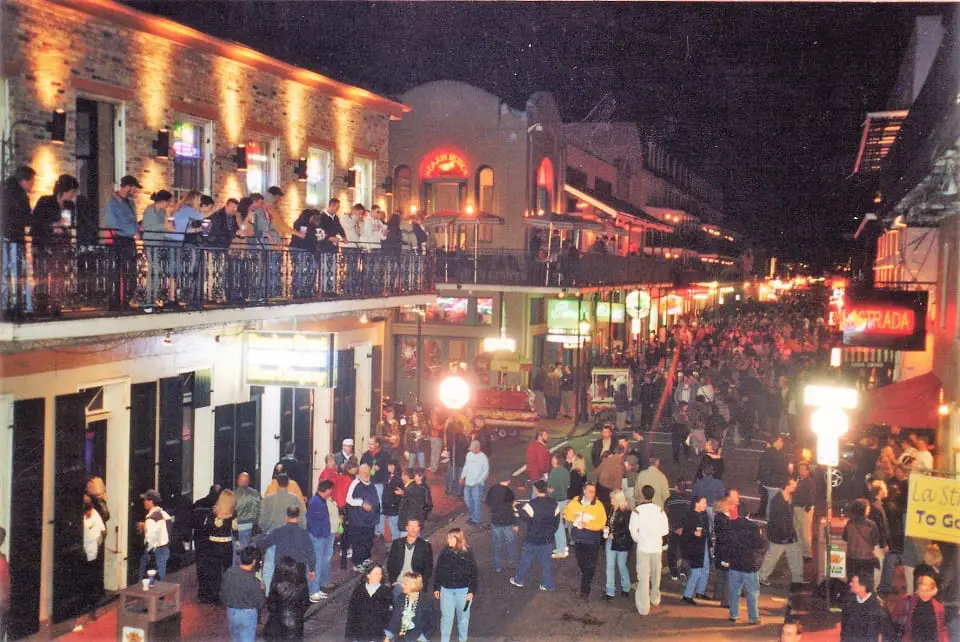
[147,569,157,585]
[141,579,151,591]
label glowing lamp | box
[465,204,475,215]
[48,109,66,145]
[439,376,470,410]
[939,404,952,417]
[409,204,418,215]
[578,320,591,335]
[482,337,516,353]
[830,347,842,368]
[804,384,858,410]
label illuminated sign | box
[841,290,927,351]
[547,299,592,332]
[422,150,468,179]
[595,302,625,323]
[625,290,651,319]
[246,332,335,387]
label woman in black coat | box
[681,496,712,604]
[264,556,310,640]
[385,572,434,642]
[345,564,393,642]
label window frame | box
[305,146,334,207]
[171,117,214,198]
[245,135,278,196]
[352,155,375,208]
[476,166,495,214]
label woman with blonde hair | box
[433,528,477,642]
[604,490,632,601]
[85,476,110,523]
[386,572,434,641]
[197,489,235,603]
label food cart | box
[472,387,538,439]
[589,367,632,428]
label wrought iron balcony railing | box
[1,235,435,322]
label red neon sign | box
[421,150,468,179]
[841,306,916,336]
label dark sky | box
[136,1,947,268]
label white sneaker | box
[551,549,569,559]
[309,591,329,603]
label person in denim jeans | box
[510,481,560,591]
[546,453,570,559]
[681,496,711,605]
[723,513,765,624]
[433,529,478,642]
[604,491,632,600]
[485,476,518,572]
[306,481,339,602]
[220,546,265,642]
[459,441,489,525]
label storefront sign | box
[625,290,651,319]
[422,150,468,179]
[905,473,960,544]
[547,299,591,332]
[246,332,334,387]
[841,290,927,351]
[595,302,626,323]
[829,545,846,579]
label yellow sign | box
[905,473,960,544]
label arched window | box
[394,165,412,215]
[536,157,555,213]
[476,166,494,213]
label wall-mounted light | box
[161,331,173,346]
[360,313,369,324]
[409,204,418,215]
[294,157,308,182]
[233,145,248,172]
[381,177,393,195]
[48,109,66,145]
[153,127,170,159]
[345,169,357,188]
[465,204,475,215]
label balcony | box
[0,237,435,340]
[433,249,711,289]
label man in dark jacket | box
[346,464,381,570]
[486,475,518,572]
[3,166,36,314]
[278,441,305,497]
[509,480,560,591]
[386,518,433,591]
[725,514,766,624]
[206,198,238,248]
[793,462,817,560]
[590,424,619,469]
[397,468,428,537]
[257,505,316,583]
[759,479,804,587]
[879,483,905,594]
[840,574,886,641]
[360,437,390,536]
[381,462,403,542]
[757,435,789,519]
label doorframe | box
[0,393,12,559]
[353,342,373,446]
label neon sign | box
[422,150,468,179]
[841,290,927,351]
[841,307,915,336]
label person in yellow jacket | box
[563,483,608,601]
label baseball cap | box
[140,489,162,503]
[120,175,142,189]
[267,186,285,197]
[343,438,355,446]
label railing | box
[0,235,435,321]
[433,249,690,288]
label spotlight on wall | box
[345,169,357,189]
[233,145,248,172]
[48,109,66,145]
[294,157,308,182]
[153,127,171,159]
[360,313,369,324]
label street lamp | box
[804,383,857,613]
[439,375,470,410]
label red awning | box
[861,371,942,428]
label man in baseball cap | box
[137,489,172,579]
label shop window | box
[395,165,413,215]
[477,297,494,325]
[476,166,495,213]
[423,339,443,379]
[425,297,469,324]
[246,138,276,195]
[424,181,466,214]
[353,155,375,208]
[306,147,333,206]
[399,337,419,379]
[172,119,212,197]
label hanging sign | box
[246,332,334,387]
[422,150,469,179]
[905,473,960,544]
[596,302,626,323]
[841,290,927,351]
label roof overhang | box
[563,185,672,232]
[852,110,909,174]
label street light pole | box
[825,463,833,612]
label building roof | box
[564,185,673,232]
[55,0,411,119]
[852,110,910,174]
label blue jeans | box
[234,524,253,565]
[262,546,276,596]
[684,542,710,598]
[138,545,170,580]
[1,242,32,312]
[491,525,518,571]
[226,607,258,642]
[728,570,760,622]
[605,539,630,596]
[385,515,400,542]
[879,551,902,594]
[310,534,334,593]
[409,452,425,469]
[514,541,554,590]
[554,500,569,552]
[439,586,471,642]
[375,483,385,535]
[446,464,462,496]
[464,484,483,523]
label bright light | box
[939,403,952,417]
[811,405,849,438]
[360,313,369,324]
[804,384,858,410]
[830,347,842,368]
[465,204,475,215]
[439,376,470,410]
[482,337,516,353]
[578,320,591,335]
[409,204,418,214]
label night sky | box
[134,1,947,269]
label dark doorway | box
[334,348,356,451]
[9,398,45,639]
[213,404,235,490]
[127,382,157,586]
[279,388,313,493]
[370,346,383,436]
[213,401,260,491]
[85,419,107,481]
[53,392,96,623]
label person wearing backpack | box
[137,489,173,580]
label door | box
[127,383,156,586]
[9,398,45,639]
[53,392,93,623]
[354,343,372,444]
[235,400,260,490]
[213,404,236,490]
[333,349,356,449]
[370,345,383,437]
[292,389,313,493]
[157,377,183,505]
[76,97,116,243]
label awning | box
[564,184,673,232]
[861,371,942,428]
[523,213,604,232]
[422,210,505,227]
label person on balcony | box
[31,174,79,316]
[140,190,175,305]
[2,165,35,315]
[103,175,141,310]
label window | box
[395,165,413,215]
[595,177,613,198]
[530,297,545,325]
[353,155,375,207]
[477,298,494,325]
[399,337,419,379]
[424,181,465,214]
[306,147,333,206]
[536,157,555,213]
[477,224,494,243]
[246,138,275,195]
[172,119,212,196]
[566,166,588,189]
[476,166,495,213]
[425,297,469,324]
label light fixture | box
[233,145,248,171]
[482,336,516,353]
[409,204,418,215]
[360,313,369,324]
[439,375,470,410]
[830,347,842,368]
[381,177,393,196]
[939,403,952,417]
[294,157,308,182]
[465,204,475,215]
[152,127,170,159]
[578,320,591,335]
[161,331,173,346]
[345,169,357,188]
[48,109,66,145]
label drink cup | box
[60,210,72,227]
[141,579,151,591]
[299,226,307,234]
[147,569,157,585]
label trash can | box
[816,514,848,587]
[117,581,181,641]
